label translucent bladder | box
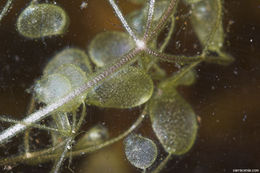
[16,3,69,38]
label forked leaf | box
[124,134,157,170]
[87,66,153,108]
[88,31,135,67]
[149,88,198,155]
[16,3,69,38]
[44,48,92,75]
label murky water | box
[0,0,259,172]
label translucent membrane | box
[75,124,109,150]
[34,73,72,104]
[58,64,87,89]
[183,0,202,4]
[88,31,135,67]
[173,70,197,87]
[191,0,223,51]
[124,134,157,169]
[16,3,69,38]
[147,0,169,22]
[87,66,154,108]
[126,10,145,35]
[34,64,87,111]
[126,1,170,35]
[150,88,198,155]
[57,64,88,109]
[44,48,92,75]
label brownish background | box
[0,0,259,172]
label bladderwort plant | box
[0,0,234,172]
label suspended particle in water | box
[124,134,157,170]
[80,1,88,10]
[16,3,69,38]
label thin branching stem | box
[143,0,155,40]
[51,137,73,173]
[0,0,13,24]
[0,48,141,144]
[152,153,172,173]
[159,60,201,89]
[0,110,147,165]
[0,116,65,133]
[159,15,175,52]
[202,0,222,55]
[0,0,181,145]
[145,48,202,64]
[74,102,86,133]
[24,97,36,153]
[146,0,179,42]
[0,1,224,172]
[108,0,139,44]
[0,140,67,165]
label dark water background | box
[0,0,259,172]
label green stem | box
[152,153,172,173]
[159,15,175,52]
[202,0,222,55]
[0,110,147,165]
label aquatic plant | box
[0,0,234,172]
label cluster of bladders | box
[0,0,234,172]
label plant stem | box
[0,0,13,24]
[145,48,202,64]
[147,0,179,42]
[108,0,138,43]
[151,153,172,173]
[143,0,155,40]
[202,0,223,55]
[0,110,146,165]
[51,137,73,173]
[0,48,141,145]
